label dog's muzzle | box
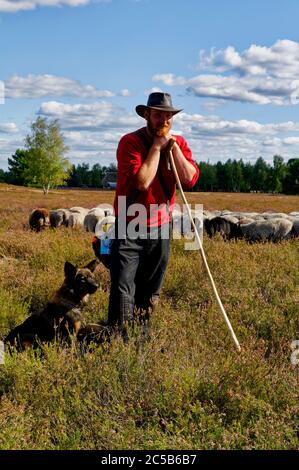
[87,280,99,293]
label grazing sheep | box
[221,210,235,217]
[171,211,203,240]
[240,212,264,220]
[68,212,86,228]
[291,219,299,238]
[253,216,267,221]
[50,208,71,228]
[261,212,289,220]
[221,214,239,224]
[239,217,255,225]
[240,218,293,242]
[172,213,192,237]
[29,208,50,232]
[67,207,89,228]
[191,210,203,234]
[96,204,114,217]
[203,210,213,220]
[204,216,241,240]
[209,210,222,218]
[84,208,106,233]
[69,207,88,214]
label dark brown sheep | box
[29,208,50,232]
[204,216,242,240]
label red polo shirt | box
[114,127,199,227]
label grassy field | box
[0,184,298,450]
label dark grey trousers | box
[108,224,171,326]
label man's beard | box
[147,121,171,137]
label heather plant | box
[0,184,298,449]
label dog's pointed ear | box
[83,259,98,272]
[64,261,77,279]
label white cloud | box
[38,100,140,130]
[0,122,18,133]
[153,40,299,106]
[282,137,299,145]
[34,100,141,166]
[0,136,24,169]
[2,100,299,169]
[0,0,107,13]
[198,39,299,78]
[144,87,164,95]
[119,89,132,97]
[36,99,299,166]
[5,74,128,99]
[172,112,299,163]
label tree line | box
[0,153,118,190]
[194,156,299,194]
[0,117,298,194]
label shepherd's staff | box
[164,137,241,352]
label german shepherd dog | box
[5,260,99,351]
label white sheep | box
[239,217,255,225]
[240,218,293,242]
[84,208,106,233]
[240,212,263,220]
[261,212,289,220]
[69,206,88,213]
[221,214,239,224]
[291,219,299,237]
[50,208,71,228]
[68,211,87,228]
[96,204,114,216]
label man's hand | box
[153,133,176,151]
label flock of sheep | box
[29,206,114,233]
[29,206,299,243]
[202,210,299,242]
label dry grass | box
[0,184,298,450]
[178,191,299,213]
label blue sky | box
[1,0,299,169]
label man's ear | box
[64,261,77,280]
[83,259,98,272]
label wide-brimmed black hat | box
[135,92,182,118]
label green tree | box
[90,163,104,188]
[67,163,92,187]
[282,158,299,194]
[196,162,218,191]
[0,169,8,183]
[231,160,244,192]
[223,159,234,191]
[23,117,70,194]
[240,161,254,192]
[216,161,226,191]
[252,157,270,192]
[268,155,286,193]
[7,149,30,185]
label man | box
[107,92,199,332]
